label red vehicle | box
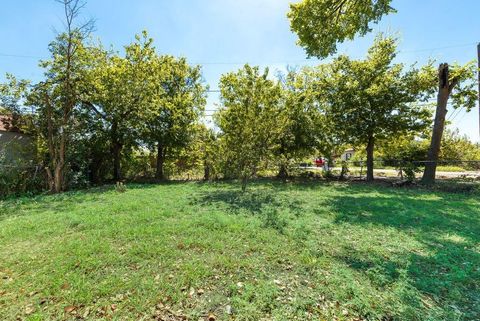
[315,158,325,167]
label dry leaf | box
[83,307,91,318]
[25,305,35,315]
[64,305,76,313]
[208,313,216,321]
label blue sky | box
[1,0,479,142]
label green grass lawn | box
[1,180,479,321]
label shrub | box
[0,140,44,198]
[115,181,127,193]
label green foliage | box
[176,125,219,180]
[0,74,31,130]
[440,129,480,161]
[2,1,477,192]
[447,61,479,111]
[141,55,207,179]
[25,22,98,192]
[83,31,158,179]
[0,155,43,199]
[288,0,395,58]
[83,31,207,181]
[378,136,430,181]
[311,35,434,179]
[319,36,433,145]
[216,65,283,190]
[115,181,127,193]
[274,69,327,177]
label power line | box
[400,42,477,53]
[0,53,45,59]
[448,106,465,122]
[0,42,477,65]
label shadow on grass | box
[327,190,480,319]
[0,183,167,222]
[192,186,304,217]
[191,182,306,233]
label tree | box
[83,31,158,181]
[0,74,31,131]
[317,36,433,181]
[196,126,218,181]
[169,124,217,181]
[142,56,207,180]
[27,0,94,193]
[215,65,282,191]
[288,0,395,58]
[274,69,325,178]
[440,128,480,163]
[421,62,478,184]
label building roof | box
[0,115,10,131]
[0,115,20,132]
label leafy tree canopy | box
[216,65,282,190]
[288,0,395,58]
[312,35,435,180]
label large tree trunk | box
[155,142,165,180]
[422,64,454,185]
[111,121,123,181]
[112,143,122,181]
[203,159,210,181]
[366,135,375,182]
[241,176,248,192]
[53,163,64,193]
[277,163,288,180]
[56,132,67,192]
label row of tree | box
[1,0,478,195]
[2,8,207,192]
[214,36,477,188]
[286,0,478,185]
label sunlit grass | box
[0,180,479,320]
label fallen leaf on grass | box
[80,307,91,318]
[25,305,35,315]
[64,305,76,313]
[207,313,216,321]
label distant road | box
[302,167,480,179]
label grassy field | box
[0,180,479,321]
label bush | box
[0,164,45,198]
[0,140,45,198]
[398,162,422,182]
